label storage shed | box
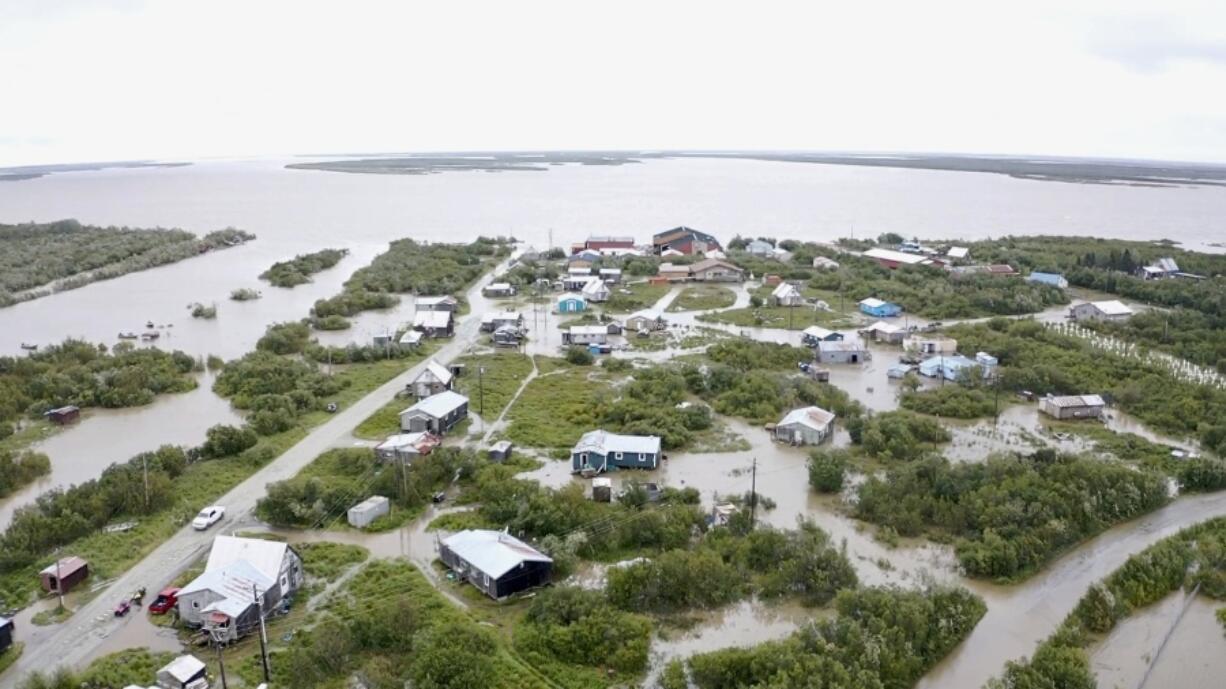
[488,440,513,463]
[439,530,553,599]
[556,294,587,313]
[1070,300,1134,322]
[816,339,870,364]
[40,556,89,594]
[591,477,613,502]
[156,654,208,689]
[43,405,81,424]
[347,496,390,529]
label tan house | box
[690,258,745,283]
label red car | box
[148,587,180,615]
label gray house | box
[410,360,454,399]
[177,536,303,642]
[1069,300,1133,322]
[399,390,469,434]
[774,406,836,445]
[571,430,662,473]
[801,326,843,345]
[816,339,870,364]
[439,530,553,599]
[1039,394,1105,420]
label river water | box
[3,156,1226,686]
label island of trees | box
[259,248,348,287]
[0,220,254,307]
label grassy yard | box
[505,364,612,450]
[453,352,535,420]
[604,281,670,313]
[0,357,418,610]
[0,643,23,678]
[698,301,858,331]
[668,284,737,311]
[296,541,370,582]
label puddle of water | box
[0,373,245,529]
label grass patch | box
[1049,421,1182,473]
[353,396,406,440]
[505,363,611,450]
[297,542,370,582]
[605,281,671,313]
[30,605,72,626]
[698,303,856,331]
[0,642,23,677]
[453,352,535,420]
[688,421,752,453]
[669,284,736,311]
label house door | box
[850,354,859,364]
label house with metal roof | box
[410,360,454,399]
[862,248,933,270]
[416,295,458,312]
[480,311,524,333]
[178,536,303,642]
[816,339,871,364]
[374,431,441,464]
[562,325,612,345]
[773,406,836,445]
[571,430,662,473]
[1026,272,1069,288]
[399,390,469,434]
[482,282,517,298]
[439,530,553,599]
[1138,257,1179,280]
[858,297,902,318]
[413,310,454,338]
[690,258,745,282]
[653,226,722,255]
[802,326,843,345]
[904,335,958,355]
[771,282,804,306]
[581,277,611,303]
[1039,394,1105,420]
[746,239,775,256]
[556,293,587,314]
[860,320,905,344]
[918,354,983,381]
[1070,300,1134,322]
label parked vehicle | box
[114,600,131,617]
[191,505,225,530]
[149,587,180,614]
[431,491,446,504]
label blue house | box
[859,298,902,318]
[571,430,662,473]
[1026,272,1069,289]
[557,294,587,314]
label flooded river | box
[0,373,245,529]
[1090,594,1226,689]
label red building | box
[652,227,721,255]
[573,235,636,254]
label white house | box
[1070,300,1134,322]
[745,239,775,256]
[581,277,611,303]
[812,256,840,270]
[563,325,610,345]
[770,282,804,306]
[774,406,836,445]
[410,360,454,399]
[177,536,303,642]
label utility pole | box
[254,584,271,683]
[55,556,64,610]
[211,629,230,689]
[993,376,1001,425]
[478,366,486,420]
[749,457,758,529]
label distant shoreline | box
[285,150,1226,188]
[0,160,190,182]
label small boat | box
[146,320,155,328]
[141,332,160,341]
[118,332,138,340]
[20,343,38,350]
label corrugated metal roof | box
[947,246,969,258]
[1090,300,1133,316]
[403,390,469,419]
[862,320,902,334]
[40,556,88,577]
[777,406,836,431]
[205,536,290,583]
[803,326,836,339]
[573,429,661,455]
[818,339,867,353]
[442,529,552,578]
[413,311,453,328]
[863,248,930,265]
[1045,394,1105,408]
[859,297,887,308]
[181,559,273,599]
[159,655,206,683]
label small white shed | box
[347,496,390,529]
[156,654,208,689]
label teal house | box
[557,294,587,314]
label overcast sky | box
[3,0,1225,167]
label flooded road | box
[0,373,245,529]
[1090,592,1226,689]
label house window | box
[192,601,200,609]
[615,452,624,460]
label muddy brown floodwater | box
[1091,593,1226,689]
[0,373,245,529]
